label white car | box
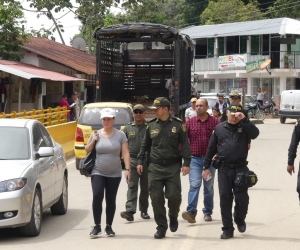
[0,119,68,236]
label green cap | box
[148,97,170,110]
[133,104,146,111]
[229,89,241,98]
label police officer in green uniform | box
[120,104,150,221]
[137,97,191,239]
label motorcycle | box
[245,101,266,120]
[259,97,279,118]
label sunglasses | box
[230,96,239,100]
[133,110,144,114]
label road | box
[1,118,300,250]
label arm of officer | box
[287,120,300,175]
[240,115,260,140]
[122,141,131,182]
[202,131,218,180]
[179,123,191,176]
[137,126,151,175]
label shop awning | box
[0,60,88,81]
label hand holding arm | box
[85,132,99,153]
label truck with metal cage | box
[94,23,195,118]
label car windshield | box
[0,127,30,160]
[245,96,255,103]
[79,107,132,127]
[205,98,218,108]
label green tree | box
[200,0,265,25]
[266,0,300,18]
[0,1,28,61]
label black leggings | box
[91,175,121,226]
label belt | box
[223,161,248,169]
[149,157,179,165]
[130,153,138,159]
[192,155,205,158]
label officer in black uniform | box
[202,103,259,239]
[120,104,150,221]
[137,97,191,239]
[287,119,300,199]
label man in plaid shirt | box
[182,98,220,224]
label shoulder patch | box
[148,118,157,123]
[173,117,182,122]
[181,124,186,132]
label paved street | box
[1,118,300,250]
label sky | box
[20,1,122,46]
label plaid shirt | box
[186,114,220,156]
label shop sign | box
[246,59,265,72]
[218,54,247,69]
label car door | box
[32,124,55,207]
[39,124,63,200]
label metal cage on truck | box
[94,23,195,118]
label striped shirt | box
[186,114,220,156]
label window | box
[32,124,46,151]
[251,35,260,55]
[240,36,247,54]
[218,37,224,56]
[207,38,214,57]
[38,124,54,147]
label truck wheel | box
[20,188,42,237]
[50,176,68,215]
[280,117,286,124]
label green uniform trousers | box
[148,162,182,231]
[125,159,149,213]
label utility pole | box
[89,3,92,54]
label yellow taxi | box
[74,102,133,169]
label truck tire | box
[50,176,68,215]
[280,117,286,124]
[20,188,42,237]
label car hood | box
[0,160,32,181]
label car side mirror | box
[35,147,54,160]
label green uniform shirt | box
[123,120,148,154]
[137,115,191,167]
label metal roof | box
[0,60,86,81]
[180,18,300,39]
[22,37,96,75]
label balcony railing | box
[193,51,300,72]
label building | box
[20,37,96,108]
[181,18,300,104]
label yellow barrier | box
[46,121,77,158]
[0,106,70,127]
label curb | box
[250,119,264,124]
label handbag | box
[79,140,96,177]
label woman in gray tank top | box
[85,108,130,238]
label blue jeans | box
[187,156,216,215]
